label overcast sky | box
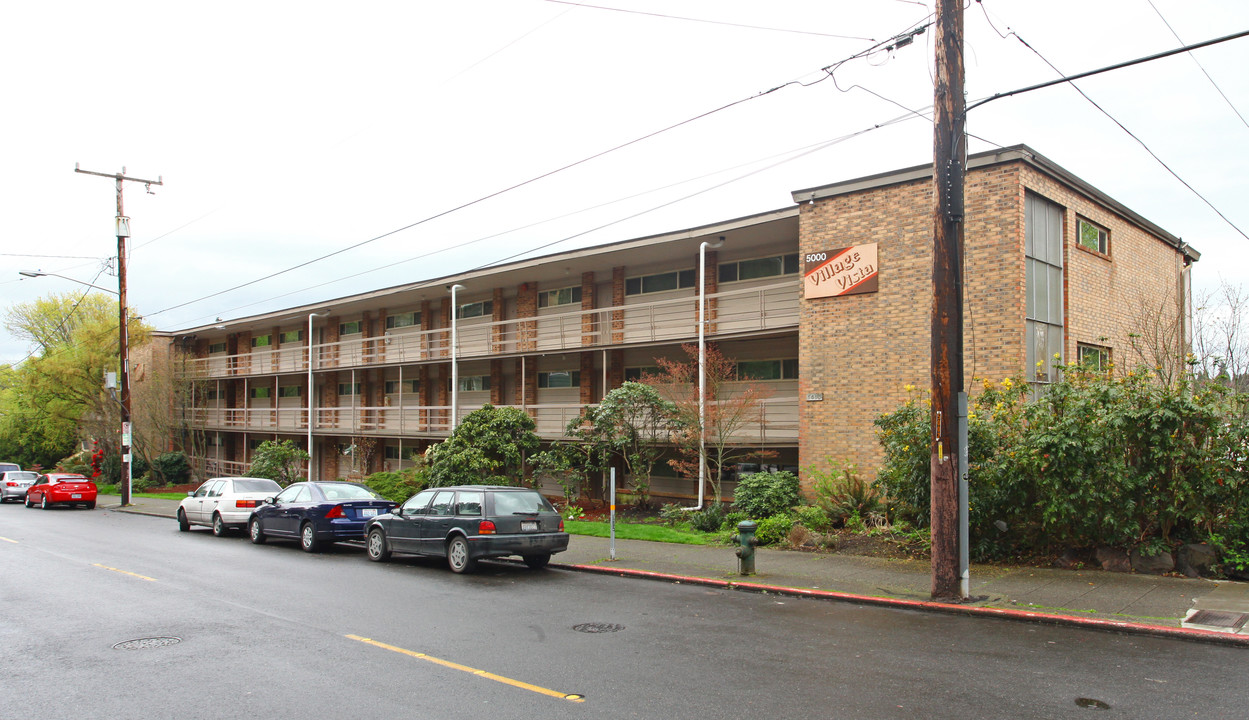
[3,0,1247,365]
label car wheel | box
[24,495,33,508]
[249,517,267,544]
[211,513,227,537]
[85,501,96,510]
[367,527,391,562]
[446,535,477,574]
[41,495,50,510]
[177,509,190,532]
[523,553,551,570]
[299,522,321,553]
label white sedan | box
[178,477,283,536]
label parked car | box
[177,477,284,536]
[247,481,396,552]
[364,485,569,573]
[1,470,38,503]
[0,462,20,474]
[25,473,98,510]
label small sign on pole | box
[609,467,616,561]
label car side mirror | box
[186,491,195,497]
[265,496,276,505]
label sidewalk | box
[101,495,1249,646]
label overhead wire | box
[541,0,875,41]
[1145,0,1249,130]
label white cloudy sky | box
[3,0,1247,364]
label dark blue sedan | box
[247,481,396,552]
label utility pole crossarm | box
[74,163,163,187]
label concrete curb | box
[557,562,1249,648]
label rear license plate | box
[71,494,82,499]
[521,521,538,532]
[361,508,378,517]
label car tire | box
[41,495,50,510]
[211,513,227,537]
[24,495,33,508]
[367,528,391,562]
[249,517,267,544]
[446,535,477,574]
[523,553,551,570]
[299,522,321,553]
[177,509,190,532]
[84,501,95,510]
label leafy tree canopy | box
[427,405,540,487]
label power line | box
[542,0,876,41]
[1144,0,1249,129]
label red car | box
[25,473,98,510]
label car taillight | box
[234,499,257,508]
[559,519,565,532]
[4,482,14,487]
[479,520,496,535]
[325,505,345,519]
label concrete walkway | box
[100,494,1249,646]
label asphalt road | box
[1,504,1245,720]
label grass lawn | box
[564,519,717,545]
[97,486,189,501]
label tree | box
[565,381,678,508]
[426,405,541,487]
[644,343,775,505]
[1193,278,1249,392]
[248,439,310,486]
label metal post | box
[306,311,326,481]
[696,237,724,511]
[610,466,617,561]
[450,284,465,431]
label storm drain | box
[573,623,625,634]
[112,636,182,650]
[1183,610,1249,630]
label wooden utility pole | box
[930,0,967,601]
[75,164,163,507]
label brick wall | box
[517,282,538,351]
[611,266,625,343]
[580,351,596,403]
[492,288,505,353]
[581,271,597,346]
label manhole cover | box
[573,623,625,634]
[112,636,182,650]
[1185,610,1249,629]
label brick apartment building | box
[165,145,1196,499]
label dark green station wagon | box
[364,485,569,573]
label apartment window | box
[339,321,363,335]
[538,370,580,389]
[204,389,220,401]
[280,329,303,344]
[386,311,420,329]
[384,446,402,460]
[624,366,660,382]
[625,269,696,296]
[248,387,271,399]
[1077,344,1110,371]
[385,380,419,394]
[719,253,800,283]
[279,386,303,398]
[208,342,227,354]
[1026,193,1065,384]
[456,375,491,392]
[736,359,799,381]
[251,335,271,348]
[456,301,493,320]
[338,382,362,396]
[1077,218,1110,255]
[538,286,582,308]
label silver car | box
[1,470,37,503]
[177,477,283,536]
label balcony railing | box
[181,396,799,444]
[178,281,798,379]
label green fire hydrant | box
[732,520,759,575]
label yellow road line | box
[0,536,17,544]
[345,634,585,703]
[92,563,156,582]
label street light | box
[306,310,329,481]
[449,284,466,431]
[696,236,725,512]
[19,270,120,296]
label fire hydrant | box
[732,520,759,575]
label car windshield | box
[317,483,381,501]
[493,490,556,515]
[7,472,37,481]
[233,479,282,493]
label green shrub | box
[810,461,882,525]
[754,513,795,546]
[150,452,190,486]
[721,511,748,531]
[793,504,832,533]
[659,502,687,526]
[733,470,800,519]
[362,465,429,503]
[688,503,726,533]
[131,473,156,492]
